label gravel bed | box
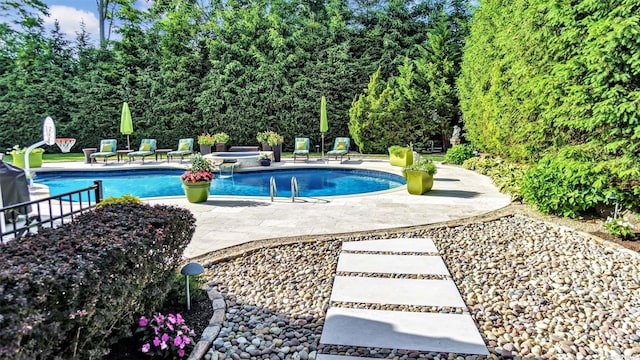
[201,215,640,359]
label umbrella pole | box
[321,133,325,162]
[127,135,130,150]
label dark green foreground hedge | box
[0,203,196,359]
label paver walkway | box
[318,238,488,358]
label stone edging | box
[188,203,637,265]
[187,287,226,360]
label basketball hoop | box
[55,138,76,153]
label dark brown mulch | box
[591,231,640,252]
[104,291,212,360]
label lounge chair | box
[167,138,194,162]
[127,139,157,163]
[293,138,309,162]
[90,139,117,164]
[326,137,350,163]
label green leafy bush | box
[444,144,475,165]
[165,272,207,307]
[0,203,196,359]
[488,162,529,202]
[604,217,635,239]
[463,156,529,201]
[521,144,640,218]
[96,194,142,208]
[462,156,501,175]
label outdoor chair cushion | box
[100,143,113,153]
[178,141,190,151]
[336,141,347,151]
[296,140,307,151]
[140,143,151,151]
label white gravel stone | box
[201,216,640,359]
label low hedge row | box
[0,203,196,359]
[521,144,640,218]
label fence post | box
[94,180,103,203]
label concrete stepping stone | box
[342,237,438,253]
[336,253,450,275]
[321,307,488,355]
[330,276,465,307]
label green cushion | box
[336,141,347,151]
[100,143,112,153]
[296,141,307,151]
[178,141,190,151]
[140,143,151,151]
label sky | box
[40,1,152,44]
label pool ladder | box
[270,176,299,202]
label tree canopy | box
[0,0,470,152]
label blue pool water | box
[34,168,405,200]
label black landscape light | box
[180,262,204,310]
[607,194,619,219]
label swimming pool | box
[34,168,405,200]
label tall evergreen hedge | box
[459,0,640,215]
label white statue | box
[450,125,461,145]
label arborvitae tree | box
[67,27,122,149]
[349,5,470,153]
[459,0,640,214]
[349,68,397,153]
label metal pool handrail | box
[291,176,299,202]
[270,176,277,201]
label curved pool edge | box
[33,163,407,199]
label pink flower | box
[178,349,185,357]
[161,333,169,342]
[160,341,168,350]
[176,313,184,324]
[138,316,148,327]
[141,343,150,353]
[168,314,176,324]
[153,337,160,347]
[174,335,183,346]
[183,335,191,345]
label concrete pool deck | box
[34,156,512,259]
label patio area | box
[34,156,512,259]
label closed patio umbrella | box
[320,96,328,161]
[120,102,133,150]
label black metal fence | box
[0,180,103,244]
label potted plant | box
[258,153,271,166]
[266,131,283,162]
[181,153,215,203]
[197,133,215,155]
[257,131,283,160]
[214,132,230,152]
[256,131,271,151]
[403,158,437,195]
[10,146,45,168]
[388,145,413,167]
